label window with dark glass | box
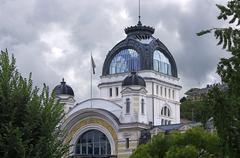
[126,98,130,114]
[126,138,129,149]
[165,88,167,97]
[116,87,119,96]
[156,85,159,95]
[172,90,175,99]
[168,89,171,98]
[161,119,164,125]
[160,86,163,96]
[153,50,172,75]
[109,88,112,97]
[75,130,111,156]
[141,99,144,114]
[165,120,168,125]
[161,106,171,117]
[110,49,140,74]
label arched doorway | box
[74,130,116,158]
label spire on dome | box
[61,78,65,84]
[138,0,142,26]
[124,0,154,36]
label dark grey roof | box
[155,124,184,131]
[154,122,202,132]
[102,22,178,77]
[122,72,146,87]
[53,78,74,96]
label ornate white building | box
[54,20,181,158]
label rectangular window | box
[172,90,175,99]
[165,120,168,125]
[109,88,112,97]
[141,99,144,114]
[168,89,171,98]
[160,86,163,96]
[126,98,130,114]
[164,88,167,97]
[156,85,159,95]
[126,138,129,149]
[161,119,164,125]
[116,87,119,96]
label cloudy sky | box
[0,0,228,102]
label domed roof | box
[53,78,74,96]
[122,71,146,87]
[102,21,178,77]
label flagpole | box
[90,52,93,108]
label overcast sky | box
[0,0,228,102]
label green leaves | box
[130,128,221,158]
[196,30,212,36]
[165,145,198,158]
[180,99,212,126]
[0,50,68,158]
[198,1,240,155]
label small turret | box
[121,72,148,124]
[53,78,75,113]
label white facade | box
[98,70,181,126]
[58,69,181,158]
[57,21,182,158]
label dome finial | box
[54,78,74,96]
[61,78,65,84]
[138,0,142,26]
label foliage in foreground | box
[180,99,212,126]
[0,50,68,158]
[198,0,240,157]
[130,128,221,158]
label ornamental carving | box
[65,118,117,144]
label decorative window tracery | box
[110,49,140,74]
[153,50,172,75]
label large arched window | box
[110,49,140,74]
[75,130,111,156]
[153,50,172,75]
[161,106,171,117]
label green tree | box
[130,128,221,158]
[165,145,198,158]
[198,0,240,157]
[180,99,212,126]
[0,50,69,158]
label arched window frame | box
[75,130,111,156]
[153,50,172,75]
[161,106,171,117]
[109,49,140,74]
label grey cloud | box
[0,0,228,101]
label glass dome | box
[101,22,178,77]
[109,49,140,74]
